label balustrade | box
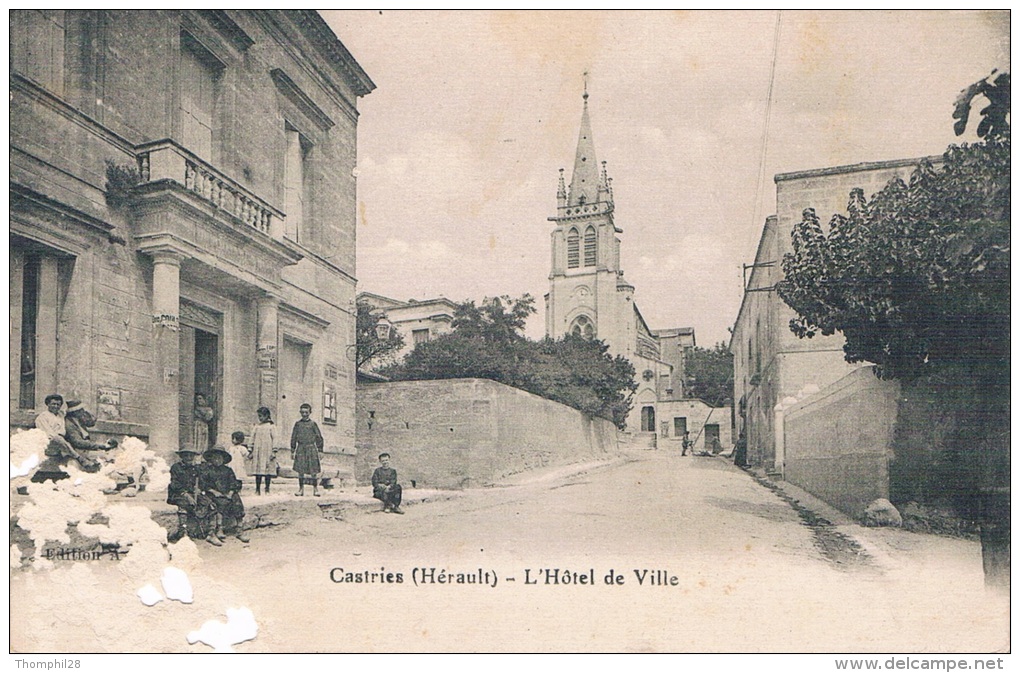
[135,141,281,237]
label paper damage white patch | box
[137,584,164,606]
[186,607,259,652]
[161,566,194,603]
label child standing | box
[291,403,324,497]
[250,406,278,495]
[198,446,249,543]
[229,431,251,482]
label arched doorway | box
[640,405,656,432]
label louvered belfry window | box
[584,226,597,266]
[567,228,580,268]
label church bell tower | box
[544,83,635,361]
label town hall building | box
[544,88,730,449]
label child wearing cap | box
[199,447,249,543]
[167,449,216,544]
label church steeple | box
[567,84,600,207]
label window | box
[569,315,595,339]
[674,417,687,437]
[412,328,430,346]
[12,249,70,410]
[566,228,580,269]
[11,10,65,95]
[284,123,310,242]
[18,257,40,409]
[584,226,597,267]
[180,33,222,162]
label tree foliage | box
[355,301,405,371]
[381,294,637,428]
[775,73,1010,586]
[684,342,734,406]
[777,79,1009,382]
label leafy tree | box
[776,71,1009,589]
[381,294,637,428]
[527,336,637,429]
[684,342,734,406]
[451,294,535,342]
[355,300,405,371]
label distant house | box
[357,291,457,363]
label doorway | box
[640,405,655,432]
[703,423,720,449]
[179,318,221,452]
[279,337,312,436]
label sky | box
[324,10,1009,347]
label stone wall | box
[783,366,900,518]
[355,378,619,489]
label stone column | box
[150,251,183,457]
[256,293,280,414]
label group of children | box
[167,403,325,546]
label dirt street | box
[10,450,1008,653]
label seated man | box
[34,394,65,439]
[371,452,404,514]
[32,400,117,482]
[166,449,217,545]
[199,447,250,543]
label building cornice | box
[775,156,942,183]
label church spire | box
[567,79,600,207]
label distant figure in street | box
[199,446,249,543]
[733,431,748,467]
[229,430,250,482]
[291,403,324,497]
[710,436,723,455]
[372,452,404,514]
[681,431,692,456]
[193,393,215,452]
[167,448,216,544]
[249,407,278,495]
[34,394,65,439]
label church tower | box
[544,85,637,362]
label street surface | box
[11,449,1009,653]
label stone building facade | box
[544,89,702,436]
[10,10,374,472]
[731,157,937,472]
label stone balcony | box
[129,140,301,297]
[135,139,285,240]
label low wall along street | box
[355,378,619,489]
[783,367,901,519]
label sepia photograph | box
[8,9,1010,659]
